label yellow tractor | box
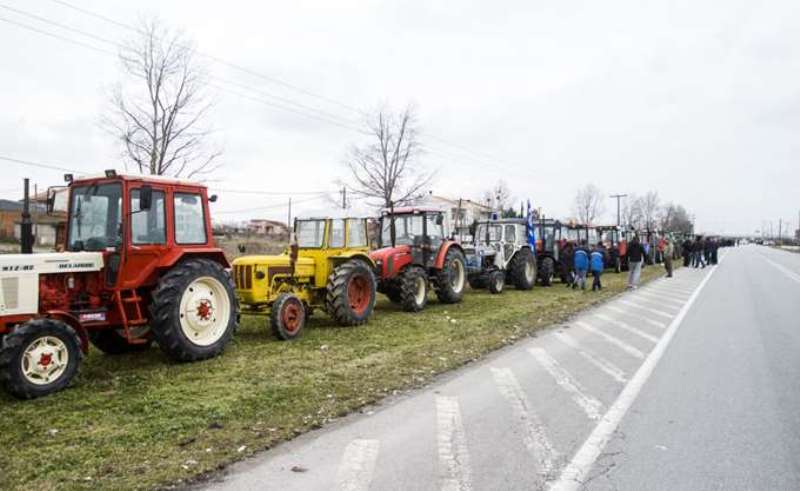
[232,217,377,339]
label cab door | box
[120,185,168,289]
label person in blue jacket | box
[591,242,605,291]
[573,240,590,290]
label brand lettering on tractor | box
[58,262,95,270]
[1,265,34,272]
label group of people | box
[563,235,676,292]
[681,236,720,268]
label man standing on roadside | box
[591,241,605,290]
[627,235,646,289]
[693,236,706,268]
[682,237,692,267]
[663,237,674,278]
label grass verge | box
[1,265,669,490]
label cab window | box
[329,219,345,248]
[347,219,367,247]
[296,220,325,248]
[131,189,166,245]
[505,225,516,243]
[174,193,207,244]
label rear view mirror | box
[436,214,444,226]
[139,185,153,211]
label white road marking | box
[528,348,604,420]
[604,305,666,330]
[634,290,685,307]
[762,256,800,284]
[436,396,472,491]
[550,254,721,491]
[573,320,645,359]
[553,332,627,383]
[335,439,380,491]
[653,285,696,296]
[592,313,660,342]
[618,300,674,319]
[491,368,558,476]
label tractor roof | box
[381,206,443,215]
[476,218,526,225]
[71,173,206,188]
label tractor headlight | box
[255,270,266,280]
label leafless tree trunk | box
[640,191,660,232]
[572,184,606,225]
[344,105,434,208]
[105,18,221,178]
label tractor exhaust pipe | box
[20,178,33,254]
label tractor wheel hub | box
[21,336,69,385]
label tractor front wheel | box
[0,319,83,399]
[435,248,466,304]
[150,259,239,362]
[399,266,428,312]
[326,261,377,326]
[468,275,486,290]
[270,293,306,340]
[539,257,554,286]
[509,248,536,290]
[488,270,505,294]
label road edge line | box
[549,257,723,490]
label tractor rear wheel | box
[89,328,151,355]
[0,319,83,399]
[509,248,536,290]
[150,259,239,362]
[326,261,377,326]
[270,293,306,340]
[539,257,554,286]
[399,266,428,312]
[488,270,505,294]
[435,248,466,304]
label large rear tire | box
[435,248,466,304]
[270,293,306,340]
[149,259,239,362]
[399,266,428,312]
[326,261,377,326]
[509,248,536,290]
[88,328,151,355]
[0,319,82,399]
[539,257,554,286]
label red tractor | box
[596,225,628,272]
[369,207,466,312]
[0,172,239,399]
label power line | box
[214,195,327,214]
[0,155,78,173]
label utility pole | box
[21,178,33,254]
[778,218,782,243]
[610,194,627,227]
[340,186,347,209]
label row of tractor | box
[0,173,645,399]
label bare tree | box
[482,180,512,211]
[660,203,694,234]
[640,191,660,232]
[621,193,642,229]
[105,18,220,178]
[344,105,434,208]
[572,184,606,225]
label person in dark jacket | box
[591,242,605,291]
[562,241,575,287]
[573,240,590,290]
[693,237,706,268]
[682,238,692,267]
[627,235,646,289]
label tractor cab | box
[370,207,466,312]
[0,172,238,399]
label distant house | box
[417,195,493,238]
[247,219,289,238]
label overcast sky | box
[2,0,798,235]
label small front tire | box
[270,294,306,340]
[399,266,428,312]
[488,270,505,294]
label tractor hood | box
[232,254,314,269]
[369,245,411,264]
[0,252,104,275]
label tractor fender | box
[434,241,465,270]
[44,310,89,353]
[329,252,375,269]
[159,249,231,270]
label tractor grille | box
[233,265,253,290]
[1,277,19,309]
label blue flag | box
[526,200,536,247]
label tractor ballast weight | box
[465,219,537,294]
[0,173,239,399]
[232,217,377,340]
[370,207,466,312]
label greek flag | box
[526,200,536,247]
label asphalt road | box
[202,245,800,491]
